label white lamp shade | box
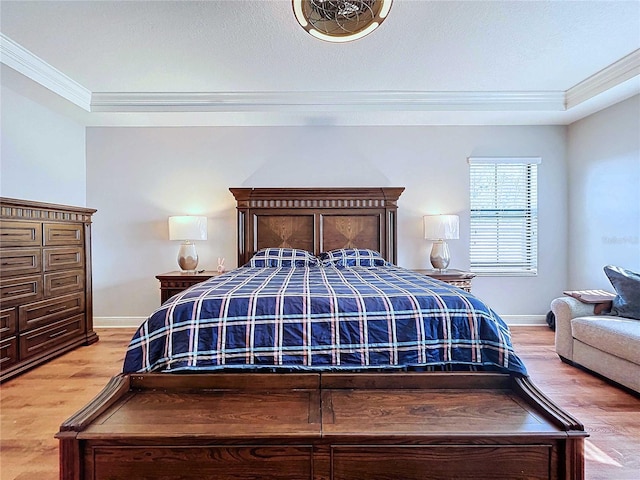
[168,216,208,241]
[423,215,459,240]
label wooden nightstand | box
[156,271,222,303]
[413,269,476,292]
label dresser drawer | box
[44,223,83,246]
[0,248,42,277]
[0,275,43,307]
[43,247,84,272]
[44,269,85,297]
[0,220,42,248]
[0,307,17,338]
[19,314,86,360]
[0,336,18,370]
[18,292,85,332]
[447,280,472,292]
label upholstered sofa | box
[551,295,640,394]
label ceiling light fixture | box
[293,0,393,43]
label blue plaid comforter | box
[123,266,527,376]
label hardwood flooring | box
[511,327,640,479]
[1,326,638,480]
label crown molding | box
[1,33,635,122]
[0,33,91,111]
[90,90,565,113]
[565,48,640,109]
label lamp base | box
[177,241,199,272]
[429,240,450,271]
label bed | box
[57,187,586,480]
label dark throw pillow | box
[604,265,640,320]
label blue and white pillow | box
[245,248,319,268]
[319,248,389,267]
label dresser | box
[0,198,98,382]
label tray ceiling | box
[1,0,639,126]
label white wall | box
[87,125,567,321]
[0,84,86,206]
[567,95,640,289]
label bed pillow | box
[245,248,319,268]
[604,265,640,320]
[319,248,389,267]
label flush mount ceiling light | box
[293,0,393,43]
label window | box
[468,157,540,275]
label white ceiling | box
[1,0,639,126]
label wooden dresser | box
[0,198,98,382]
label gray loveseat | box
[551,296,640,394]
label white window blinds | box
[468,157,540,276]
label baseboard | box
[94,315,548,329]
[94,317,146,328]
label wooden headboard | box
[230,187,404,266]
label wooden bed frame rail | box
[57,372,586,480]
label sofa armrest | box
[551,297,597,361]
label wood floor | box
[1,326,638,480]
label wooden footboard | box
[57,372,586,480]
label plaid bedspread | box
[123,266,527,376]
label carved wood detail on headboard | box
[229,187,404,267]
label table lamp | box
[423,214,459,271]
[168,215,208,272]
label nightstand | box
[413,269,476,292]
[156,271,222,303]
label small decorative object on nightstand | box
[156,270,221,304]
[413,269,476,292]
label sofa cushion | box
[572,316,640,365]
[604,265,640,320]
